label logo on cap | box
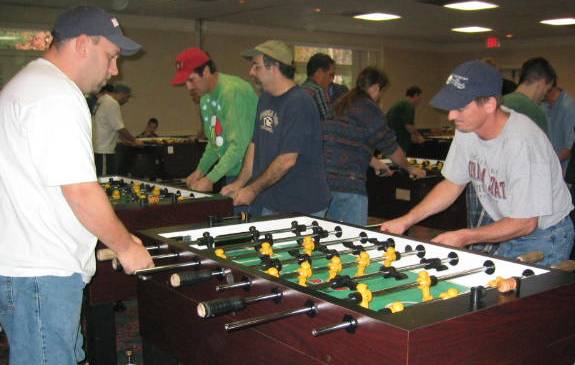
[446,74,468,90]
[111,18,119,27]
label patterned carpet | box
[0,299,142,365]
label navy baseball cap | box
[52,6,141,56]
[430,60,502,110]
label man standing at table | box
[0,6,153,364]
[381,60,573,267]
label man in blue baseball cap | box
[0,6,152,365]
[381,60,573,267]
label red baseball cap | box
[171,47,210,85]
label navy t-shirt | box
[252,86,330,213]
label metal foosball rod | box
[312,315,358,337]
[176,220,320,248]
[96,243,169,261]
[112,251,195,272]
[132,258,202,276]
[311,251,458,291]
[348,260,496,305]
[237,232,371,264]
[224,300,318,332]
[216,276,253,292]
[197,288,283,318]
[170,267,233,288]
[224,225,343,254]
[280,242,422,280]
[258,232,388,265]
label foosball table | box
[367,158,467,230]
[127,216,575,365]
[86,176,233,365]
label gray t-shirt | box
[442,107,572,230]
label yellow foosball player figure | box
[356,283,373,309]
[417,271,433,302]
[302,236,315,256]
[112,189,121,200]
[266,267,280,278]
[214,248,227,259]
[298,261,313,286]
[383,246,397,267]
[387,301,405,313]
[328,256,343,280]
[439,288,459,300]
[152,186,161,197]
[355,251,371,277]
[259,242,274,257]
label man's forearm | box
[247,153,297,195]
[460,217,538,245]
[233,143,255,187]
[388,147,410,171]
[404,180,466,226]
[62,182,134,254]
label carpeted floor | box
[0,299,142,365]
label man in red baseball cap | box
[172,47,258,194]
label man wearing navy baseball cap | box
[382,60,573,267]
[0,6,152,365]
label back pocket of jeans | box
[0,277,15,313]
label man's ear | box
[74,35,90,57]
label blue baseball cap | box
[52,6,141,56]
[430,60,502,110]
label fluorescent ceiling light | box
[444,1,498,11]
[452,26,492,33]
[540,18,575,26]
[353,13,401,21]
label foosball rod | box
[224,300,318,332]
[280,243,420,279]
[132,258,201,276]
[312,315,358,337]
[349,260,495,303]
[236,231,366,262]
[219,226,343,259]
[273,238,396,268]
[112,251,195,272]
[179,220,319,248]
[197,288,283,318]
[96,243,169,261]
[311,251,455,290]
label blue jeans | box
[0,274,85,365]
[495,217,574,267]
[261,207,327,218]
[326,192,368,226]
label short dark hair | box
[406,86,422,97]
[306,53,335,78]
[193,59,217,77]
[148,118,159,126]
[262,54,295,80]
[474,95,501,107]
[518,57,556,85]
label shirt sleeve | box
[442,132,470,185]
[27,96,96,186]
[366,104,398,156]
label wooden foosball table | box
[122,216,575,365]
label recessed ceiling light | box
[540,18,575,26]
[444,1,498,11]
[505,33,513,38]
[353,13,401,21]
[452,26,492,33]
